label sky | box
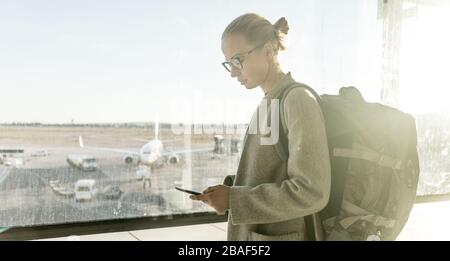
[0,0,382,124]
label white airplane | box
[78,121,212,168]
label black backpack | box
[275,84,420,241]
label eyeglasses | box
[222,43,265,73]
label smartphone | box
[175,187,202,195]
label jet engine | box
[167,154,180,165]
[123,155,134,164]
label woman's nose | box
[230,66,240,78]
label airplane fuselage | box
[139,139,164,166]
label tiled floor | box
[130,222,227,241]
[37,201,450,241]
[37,222,227,241]
[396,200,450,241]
[38,231,139,241]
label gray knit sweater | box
[226,72,331,241]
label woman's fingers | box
[203,185,221,194]
[189,194,204,201]
[190,194,212,206]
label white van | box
[75,179,98,202]
[67,155,98,171]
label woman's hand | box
[190,185,230,215]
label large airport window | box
[390,0,450,197]
[0,0,448,237]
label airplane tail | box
[79,136,84,148]
[154,118,159,140]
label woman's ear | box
[263,42,275,59]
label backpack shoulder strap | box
[276,83,322,161]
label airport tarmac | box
[0,126,242,228]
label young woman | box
[190,13,331,241]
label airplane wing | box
[132,138,182,143]
[160,147,212,156]
[78,136,140,156]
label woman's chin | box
[244,83,257,90]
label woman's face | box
[221,34,270,90]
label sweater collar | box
[264,72,295,99]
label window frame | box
[0,212,227,241]
[415,193,450,204]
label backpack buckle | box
[366,230,382,241]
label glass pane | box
[397,2,450,196]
